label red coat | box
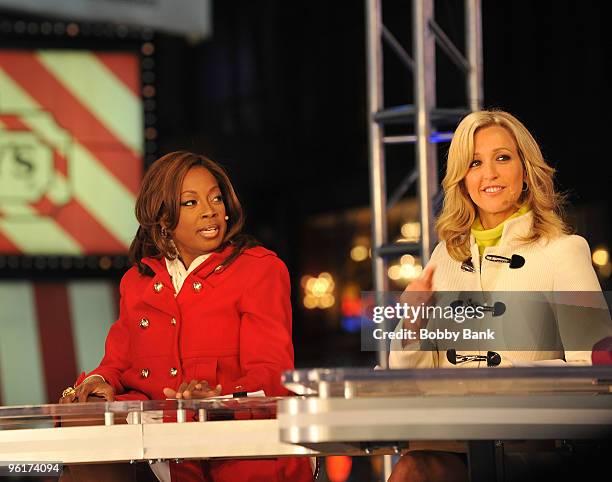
[86,245,313,482]
[91,245,295,398]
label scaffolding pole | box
[365,0,483,479]
[414,0,438,264]
[366,0,389,370]
[466,0,484,111]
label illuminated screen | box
[0,49,143,255]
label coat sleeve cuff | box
[79,374,106,385]
[86,368,124,394]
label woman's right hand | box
[400,265,436,344]
[59,376,115,403]
[163,380,222,400]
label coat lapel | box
[190,245,235,288]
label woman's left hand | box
[163,379,222,399]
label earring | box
[167,239,179,260]
[161,226,168,237]
[522,181,529,192]
[224,215,229,221]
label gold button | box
[153,282,163,293]
[139,318,149,329]
[140,368,150,378]
[171,317,177,326]
[170,367,178,377]
[192,281,202,292]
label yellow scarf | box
[471,205,531,257]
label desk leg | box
[468,441,503,482]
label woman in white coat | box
[388,110,609,481]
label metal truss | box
[366,0,483,366]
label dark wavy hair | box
[129,151,260,275]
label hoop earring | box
[522,181,529,192]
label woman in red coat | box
[60,151,313,482]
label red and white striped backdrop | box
[0,280,119,406]
[0,49,143,255]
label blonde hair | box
[437,110,569,261]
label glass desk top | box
[281,366,612,397]
[0,397,281,430]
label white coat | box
[389,211,610,368]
